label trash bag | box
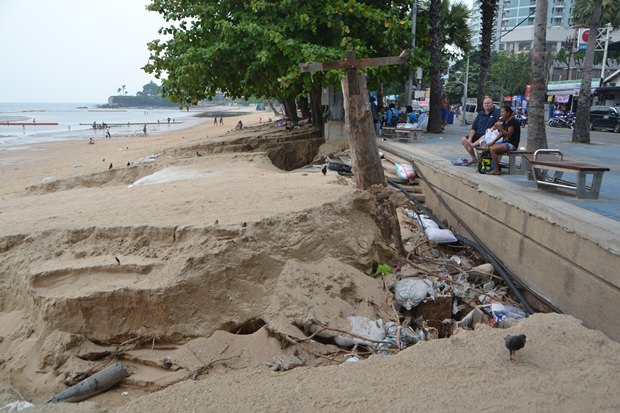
[334,316,385,347]
[480,303,527,328]
[394,278,436,310]
[375,322,420,355]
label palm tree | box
[477,0,498,109]
[427,0,444,133]
[526,0,548,151]
[426,0,471,133]
[571,0,603,143]
[572,0,619,27]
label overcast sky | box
[0,0,167,103]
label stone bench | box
[524,149,609,199]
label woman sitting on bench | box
[487,105,521,175]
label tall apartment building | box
[470,0,575,53]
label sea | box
[0,102,211,148]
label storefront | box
[546,79,601,114]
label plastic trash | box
[1,401,35,411]
[481,303,527,328]
[334,316,385,347]
[376,322,420,355]
[394,278,436,310]
[394,162,416,182]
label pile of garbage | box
[324,205,528,359]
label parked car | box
[590,105,620,133]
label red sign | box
[581,29,589,43]
[525,85,531,101]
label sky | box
[0,0,168,103]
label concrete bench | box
[382,126,396,138]
[395,127,424,142]
[475,148,533,175]
[524,149,609,199]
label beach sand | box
[1,110,619,412]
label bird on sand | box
[321,164,327,175]
[127,162,131,167]
[108,163,113,169]
[505,334,526,362]
[114,256,120,265]
[196,151,203,157]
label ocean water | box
[0,102,206,147]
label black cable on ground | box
[387,176,537,315]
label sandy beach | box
[1,109,620,412]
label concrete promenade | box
[384,121,620,221]
[377,120,620,341]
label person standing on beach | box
[143,124,147,136]
[214,117,218,126]
[219,117,223,126]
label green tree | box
[488,51,531,96]
[527,0,548,151]
[572,0,603,143]
[137,81,161,97]
[572,0,619,27]
[476,0,498,109]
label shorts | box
[502,143,516,151]
[441,109,449,119]
[471,134,484,143]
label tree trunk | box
[477,0,497,109]
[266,100,282,116]
[572,0,602,144]
[377,83,384,109]
[310,86,325,135]
[526,0,549,151]
[282,98,299,122]
[298,96,311,119]
[341,54,385,190]
[427,0,443,133]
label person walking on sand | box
[143,124,147,136]
[214,117,218,126]
[219,117,223,126]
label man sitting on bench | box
[461,96,500,165]
[486,105,521,175]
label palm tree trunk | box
[477,0,497,109]
[526,0,549,151]
[427,0,443,133]
[572,0,602,143]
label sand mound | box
[2,116,620,412]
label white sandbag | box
[394,278,436,310]
[394,162,416,181]
[334,316,385,347]
[425,227,457,243]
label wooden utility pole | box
[300,51,407,190]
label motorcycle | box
[548,114,574,129]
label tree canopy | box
[572,0,619,27]
[144,0,424,106]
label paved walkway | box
[381,121,620,221]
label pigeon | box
[505,334,526,362]
[127,162,131,167]
[114,256,120,265]
[196,151,203,157]
[108,163,113,170]
[321,164,327,175]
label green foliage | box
[144,0,420,106]
[572,0,619,27]
[137,81,161,97]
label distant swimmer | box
[106,128,111,138]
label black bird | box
[127,162,131,167]
[108,163,113,170]
[114,256,120,265]
[196,151,203,157]
[321,164,327,175]
[214,219,219,224]
[505,334,526,362]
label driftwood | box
[45,362,129,403]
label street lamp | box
[452,56,470,126]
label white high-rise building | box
[470,0,575,53]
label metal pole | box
[600,23,612,86]
[460,56,470,126]
[405,0,418,106]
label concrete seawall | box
[379,141,620,342]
